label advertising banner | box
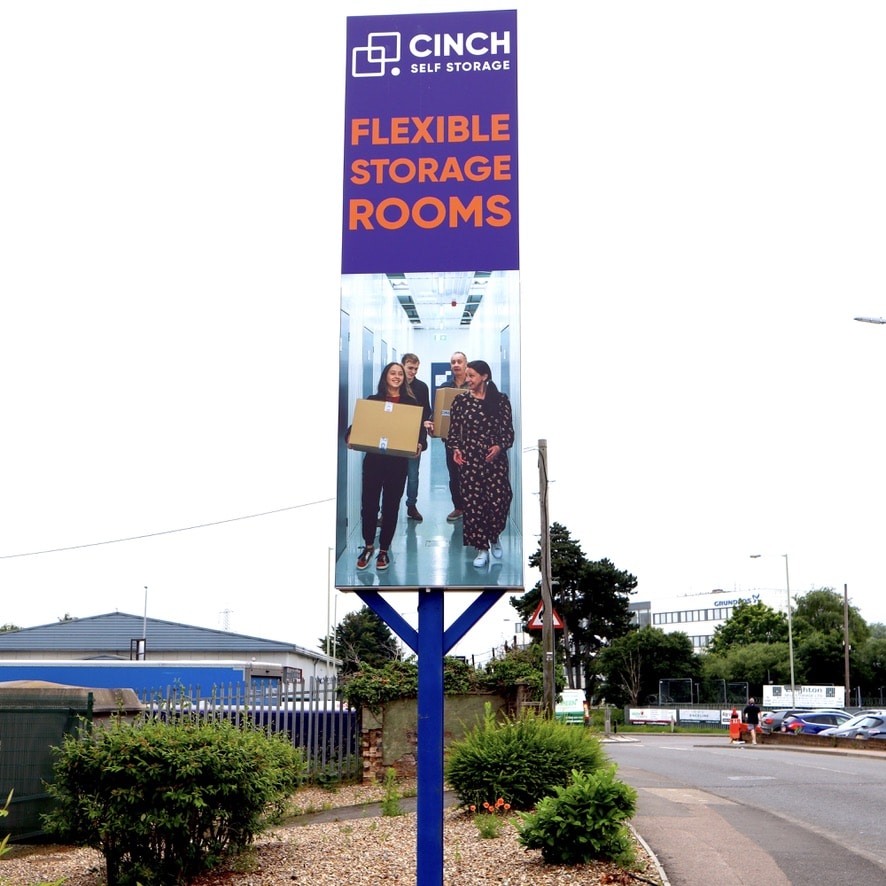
[762,685,845,708]
[628,708,678,726]
[335,10,522,591]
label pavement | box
[601,733,886,886]
[603,735,761,886]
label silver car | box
[817,710,886,739]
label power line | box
[0,498,334,560]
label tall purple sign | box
[342,10,519,274]
[336,10,522,593]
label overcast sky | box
[2,1,885,665]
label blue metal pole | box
[416,588,444,886]
[354,586,509,886]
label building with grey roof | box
[0,611,335,678]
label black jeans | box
[361,453,408,550]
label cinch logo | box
[352,31,402,78]
[352,30,511,78]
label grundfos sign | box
[342,10,519,274]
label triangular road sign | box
[527,600,564,630]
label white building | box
[630,588,789,652]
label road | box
[604,734,886,884]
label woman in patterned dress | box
[446,360,514,567]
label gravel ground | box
[0,781,665,885]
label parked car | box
[760,708,848,734]
[781,711,853,734]
[818,711,886,739]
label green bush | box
[444,704,606,811]
[341,657,489,711]
[340,660,418,711]
[481,643,564,700]
[42,715,305,885]
[516,767,638,866]
[442,656,486,694]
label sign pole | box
[355,587,508,886]
[416,588,445,885]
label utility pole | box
[843,583,851,704]
[538,439,555,717]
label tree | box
[855,636,886,702]
[595,627,697,707]
[0,624,21,633]
[514,523,637,699]
[791,588,870,687]
[706,600,787,655]
[793,588,869,644]
[701,642,789,699]
[321,606,400,675]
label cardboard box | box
[431,387,468,438]
[348,399,422,458]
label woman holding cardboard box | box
[446,360,514,568]
[346,362,427,572]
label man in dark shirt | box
[402,353,432,521]
[743,697,761,745]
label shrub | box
[340,657,487,711]
[480,643,564,699]
[445,703,606,811]
[340,660,419,711]
[42,715,305,885]
[516,766,638,866]
[380,767,403,817]
[442,656,486,694]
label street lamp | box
[750,553,796,707]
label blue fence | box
[140,677,360,781]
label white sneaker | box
[473,550,489,567]
[490,540,503,559]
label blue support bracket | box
[444,589,509,654]
[355,589,419,653]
